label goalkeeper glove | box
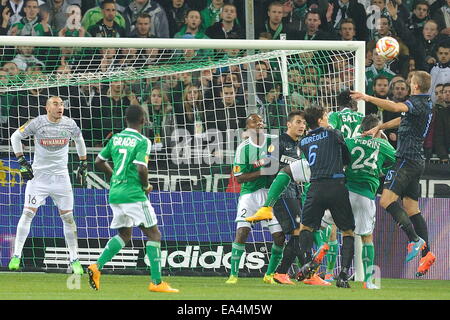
[76,160,88,187]
[18,156,33,181]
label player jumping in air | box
[226,114,286,285]
[351,70,436,276]
[8,96,87,275]
[88,105,179,293]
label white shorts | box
[110,200,158,229]
[348,191,376,236]
[24,172,73,211]
[321,191,375,236]
[235,189,283,234]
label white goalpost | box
[0,36,365,281]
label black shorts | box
[301,179,355,232]
[273,198,302,235]
[383,158,424,201]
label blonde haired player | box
[8,96,88,275]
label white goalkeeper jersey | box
[15,115,82,175]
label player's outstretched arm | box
[350,91,409,113]
[11,129,33,181]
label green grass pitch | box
[1,272,450,300]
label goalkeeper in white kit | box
[8,96,88,275]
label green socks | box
[230,242,245,276]
[97,235,125,270]
[146,241,162,285]
[264,171,292,207]
[266,243,284,275]
[326,240,338,273]
[362,243,375,282]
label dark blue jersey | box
[300,127,350,181]
[397,95,433,162]
[279,132,303,199]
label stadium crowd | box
[0,0,449,162]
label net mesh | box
[0,42,357,276]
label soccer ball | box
[376,36,400,60]
[292,158,311,183]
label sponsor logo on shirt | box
[39,138,69,147]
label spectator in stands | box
[2,61,21,82]
[123,0,169,38]
[57,4,86,37]
[91,80,139,146]
[224,71,245,105]
[81,0,126,33]
[256,1,292,40]
[283,0,308,35]
[384,79,410,147]
[365,75,390,115]
[210,83,247,132]
[300,79,320,106]
[8,0,52,36]
[0,1,25,35]
[142,86,174,150]
[433,83,450,162]
[201,0,224,30]
[365,47,396,95]
[423,83,444,160]
[432,0,450,35]
[262,83,288,131]
[11,46,45,72]
[406,1,430,37]
[338,18,357,40]
[127,12,152,37]
[429,42,450,102]
[205,3,243,39]
[296,9,335,40]
[421,20,448,68]
[8,85,49,135]
[174,9,209,39]
[330,0,367,41]
[163,0,191,37]
[162,73,182,105]
[87,0,126,37]
[173,83,205,136]
[39,0,71,33]
[96,47,118,72]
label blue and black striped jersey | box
[397,95,433,162]
[300,127,350,181]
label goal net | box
[0,37,365,278]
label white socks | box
[13,209,35,258]
[60,212,79,262]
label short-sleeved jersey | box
[233,134,275,196]
[345,136,396,199]
[328,108,365,138]
[98,128,151,204]
[300,127,348,181]
[16,115,82,175]
[397,95,433,161]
